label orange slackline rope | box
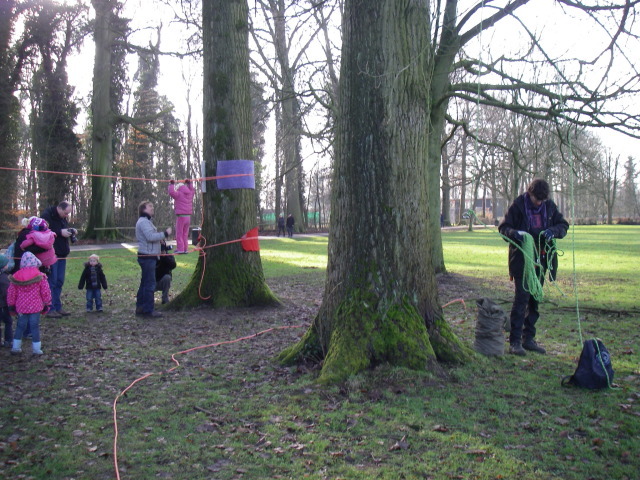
[112,324,307,480]
[442,298,467,310]
[3,165,258,302]
[0,165,252,183]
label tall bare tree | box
[250,0,325,231]
[172,0,277,307]
[281,0,640,382]
[28,2,86,209]
[85,0,128,239]
[0,0,38,233]
[425,0,640,271]
[281,0,471,383]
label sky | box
[63,0,639,177]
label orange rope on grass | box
[442,298,466,310]
[112,324,307,480]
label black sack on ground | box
[474,297,508,356]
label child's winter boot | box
[11,339,22,355]
[32,342,43,355]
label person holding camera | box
[41,201,74,318]
[136,201,172,317]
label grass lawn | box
[1,226,638,480]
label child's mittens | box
[42,305,50,315]
[9,307,17,317]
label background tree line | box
[2,0,638,245]
[2,0,640,381]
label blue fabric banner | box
[216,160,255,190]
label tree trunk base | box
[280,292,472,383]
[167,262,280,309]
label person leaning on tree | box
[41,201,75,318]
[498,179,569,356]
[135,201,171,318]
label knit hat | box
[29,217,48,231]
[0,254,8,270]
[22,216,37,228]
[20,251,42,269]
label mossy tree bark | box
[0,0,21,232]
[171,0,278,308]
[280,0,472,383]
[85,0,119,241]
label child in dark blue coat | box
[78,254,108,312]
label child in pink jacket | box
[8,252,52,355]
[19,217,57,267]
[168,179,195,254]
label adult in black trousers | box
[286,214,295,238]
[155,241,176,304]
[498,179,569,356]
[41,201,74,318]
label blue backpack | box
[562,338,614,389]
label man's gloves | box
[543,229,554,241]
[514,231,527,242]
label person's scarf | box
[524,193,547,231]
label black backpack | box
[562,338,614,389]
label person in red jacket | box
[8,252,52,355]
[168,179,195,254]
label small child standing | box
[78,254,108,312]
[0,254,13,347]
[8,252,52,355]
[168,179,195,254]
[19,217,57,268]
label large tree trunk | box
[85,0,117,240]
[0,0,22,232]
[280,0,471,383]
[441,146,452,226]
[172,0,277,308]
[272,1,305,233]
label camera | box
[68,228,78,244]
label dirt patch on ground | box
[3,271,488,367]
[2,272,490,409]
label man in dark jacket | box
[155,241,176,304]
[498,179,569,356]
[41,201,74,318]
[286,214,295,238]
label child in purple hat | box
[7,252,52,355]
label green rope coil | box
[519,232,545,301]
[464,209,563,301]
